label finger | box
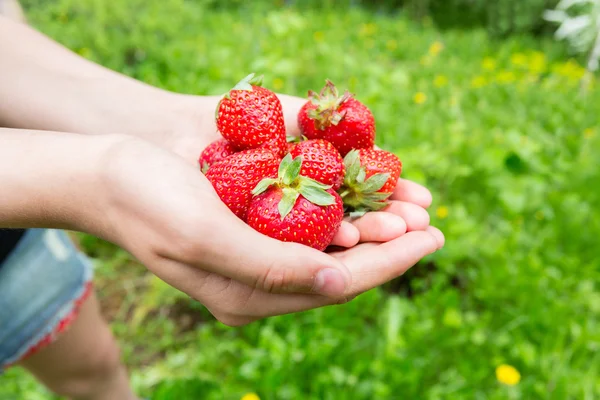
[391,178,433,208]
[216,228,444,322]
[427,225,445,248]
[349,212,407,243]
[146,257,340,326]
[330,221,360,248]
[277,94,306,137]
[334,230,442,294]
[383,201,430,231]
[171,211,352,298]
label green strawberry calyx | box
[338,150,392,218]
[216,73,264,120]
[230,72,264,92]
[307,79,352,130]
[252,154,335,220]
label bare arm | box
[0,15,190,142]
[0,128,115,230]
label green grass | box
[2,1,599,399]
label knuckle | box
[256,263,293,293]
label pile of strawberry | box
[200,74,402,251]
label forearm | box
[0,128,112,231]
[0,16,192,141]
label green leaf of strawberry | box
[252,154,335,220]
[278,187,301,220]
[339,149,402,214]
[231,73,264,92]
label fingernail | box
[314,268,347,297]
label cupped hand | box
[93,135,444,326]
[164,92,435,249]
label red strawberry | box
[205,148,279,221]
[339,149,402,216]
[285,134,301,154]
[355,148,402,193]
[216,73,286,156]
[286,141,297,154]
[260,132,287,159]
[289,139,345,190]
[247,155,344,251]
[298,80,375,156]
[199,138,237,172]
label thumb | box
[187,217,352,297]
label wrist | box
[0,130,124,232]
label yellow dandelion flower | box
[553,59,586,80]
[449,95,458,106]
[413,92,427,104]
[241,393,261,400]
[313,31,324,42]
[529,51,547,74]
[471,75,487,88]
[510,52,527,67]
[359,23,377,37]
[434,75,448,87]
[428,41,444,56]
[496,364,521,386]
[482,57,496,71]
[272,78,284,91]
[584,128,595,138]
[386,39,398,51]
[436,206,448,219]
[535,210,544,220]
[496,70,516,84]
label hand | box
[92,135,443,326]
[158,92,435,249]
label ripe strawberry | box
[260,132,287,158]
[199,138,237,172]
[205,148,279,221]
[286,141,297,154]
[289,139,345,191]
[339,149,402,216]
[247,155,344,251]
[298,80,375,156]
[216,73,286,156]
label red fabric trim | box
[7,281,93,366]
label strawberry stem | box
[252,154,335,219]
[306,80,353,130]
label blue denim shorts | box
[0,229,94,370]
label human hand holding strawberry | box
[90,135,443,326]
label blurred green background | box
[2,0,599,399]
